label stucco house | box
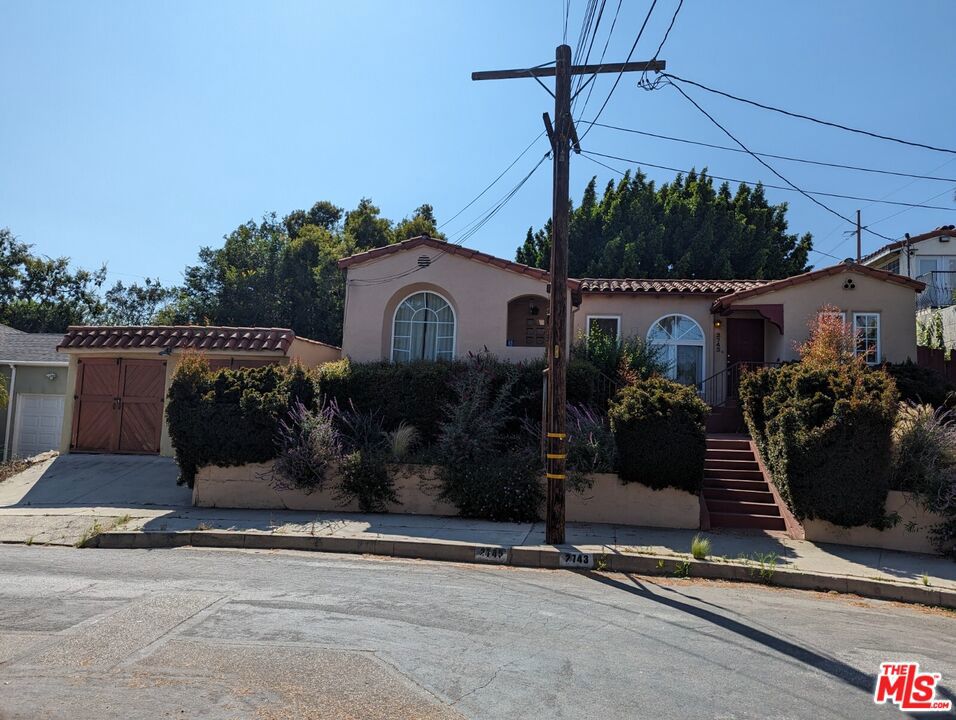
[0,325,69,460]
[338,235,924,407]
[56,326,340,457]
[862,224,956,309]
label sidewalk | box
[2,455,955,608]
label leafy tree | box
[0,227,106,332]
[100,278,176,325]
[343,198,393,250]
[393,204,446,243]
[284,200,343,238]
[517,170,812,280]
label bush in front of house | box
[884,360,956,409]
[740,361,899,528]
[607,377,708,493]
[165,354,320,487]
[570,326,668,384]
[271,400,340,494]
[890,401,956,556]
[435,358,543,521]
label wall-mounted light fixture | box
[45,371,57,381]
[713,319,722,329]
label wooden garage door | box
[71,358,166,454]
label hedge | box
[166,355,319,487]
[740,362,898,527]
[608,376,708,493]
[317,355,603,443]
[884,360,956,408]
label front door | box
[72,358,166,454]
[726,319,765,399]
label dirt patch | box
[0,459,31,484]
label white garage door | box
[13,394,65,459]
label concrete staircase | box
[703,436,786,531]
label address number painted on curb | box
[559,552,594,569]
[475,546,510,564]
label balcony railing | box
[917,271,956,309]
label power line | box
[666,80,896,242]
[585,121,956,183]
[663,73,956,156]
[580,149,954,211]
[349,151,551,287]
[575,0,624,120]
[577,0,659,144]
[640,0,682,87]
[571,0,607,116]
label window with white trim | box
[391,291,455,362]
[647,314,705,386]
[586,315,621,341]
[853,313,880,364]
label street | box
[0,545,953,719]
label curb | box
[88,530,956,610]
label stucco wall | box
[575,294,724,380]
[803,491,949,555]
[342,250,568,364]
[870,235,956,278]
[193,462,701,529]
[289,338,341,366]
[729,271,918,363]
[0,364,67,458]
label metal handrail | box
[697,360,780,408]
[916,271,956,309]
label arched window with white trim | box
[391,291,456,362]
[647,314,705,386]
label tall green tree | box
[517,170,812,279]
[0,227,107,332]
[100,278,176,325]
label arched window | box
[647,314,705,386]
[391,291,456,362]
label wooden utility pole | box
[856,209,862,262]
[473,46,665,545]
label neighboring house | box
[0,324,69,461]
[861,224,956,309]
[339,235,924,406]
[56,326,340,457]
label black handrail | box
[697,361,780,408]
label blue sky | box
[1,1,954,287]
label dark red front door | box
[727,318,765,366]
[726,319,765,400]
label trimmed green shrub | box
[435,358,543,521]
[165,355,319,487]
[884,360,956,408]
[740,362,898,527]
[608,377,708,493]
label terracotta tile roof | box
[860,225,956,264]
[579,278,769,294]
[338,235,582,289]
[711,261,925,313]
[57,326,296,353]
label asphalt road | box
[0,545,953,720]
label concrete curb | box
[88,530,956,610]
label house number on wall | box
[715,332,721,353]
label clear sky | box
[1,1,954,287]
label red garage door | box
[71,358,166,454]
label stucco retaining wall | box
[802,491,949,556]
[193,464,701,529]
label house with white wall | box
[862,225,956,309]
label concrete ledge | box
[87,529,956,610]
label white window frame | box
[853,312,880,365]
[390,290,457,362]
[585,315,622,342]
[646,313,706,385]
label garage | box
[71,357,167,454]
[57,325,342,458]
[12,394,65,459]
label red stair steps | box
[702,435,786,532]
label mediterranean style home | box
[862,224,956,310]
[339,234,924,406]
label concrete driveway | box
[0,454,190,509]
[0,454,190,545]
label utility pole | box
[473,46,665,545]
[856,209,862,262]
